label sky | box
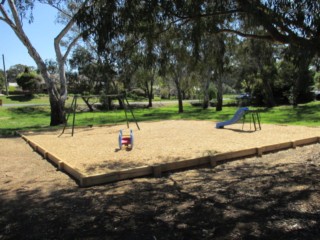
[0,2,64,70]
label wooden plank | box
[81,166,153,187]
[81,172,120,187]
[153,165,162,177]
[161,156,209,172]
[19,134,28,142]
[27,140,38,151]
[209,157,218,167]
[257,147,264,157]
[117,166,152,180]
[262,142,292,153]
[47,152,63,166]
[35,144,48,158]
[213,148,257,162]
[61,162,85,181]
[294,137,319,146]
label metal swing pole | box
[59,95,78,137]
[71,96,78,136]
[123,94,140,130]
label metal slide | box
[216,107,249,128]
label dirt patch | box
[20,120,319,175]
[1,137,320,239]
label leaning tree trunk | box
[2,0,81,126]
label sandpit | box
[20,120,320,186]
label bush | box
[16,68,43,94]
[127,88,146,100]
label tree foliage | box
[0,70,4,91]
[73,0,319,109]
[76,1,320,55]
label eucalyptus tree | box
[126,38,160,108]
[279,45,314,107]
[69,46,96,94]
[132,66,156,107]
[195,33,226,110]
[76,0,320,88]
[162,40,194,113]
[235,38,277,107]
[0,0,86,125]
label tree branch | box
[41,1,72,18]
[7,0,23,30]
[62,33,82,62]
[169,8,244,21]
[215,28,275,42]
[0,2,15,28]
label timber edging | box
[18,132,320,187]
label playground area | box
[20,120,320,186]
[1,136,320,239]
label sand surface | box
[21,120,320,175]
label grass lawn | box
[0,95,320,136]
[0,94,50,104]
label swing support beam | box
[59,94,140,137]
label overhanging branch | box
[216,28,276,42]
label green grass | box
[0,99,319,136]
[258,101,320,126]
[0,95,50,104]
[0,106,51,136]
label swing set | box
[60,94,140,136]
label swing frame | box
[60,93,140,137]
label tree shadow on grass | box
[7,106,49,115]
[6,95,34,102]
[1,154,320,240]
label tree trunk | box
[82,97,94,112]
[49,94,66,125]
[216,74,223,111]
[146,75,154,108]
[174,77,183,113]
[202,76,210,109]
[177,88,184,113]
[148,91,153,108]
[289,45,314,107]
[262,78,276,107]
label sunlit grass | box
[1,99,319,136]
